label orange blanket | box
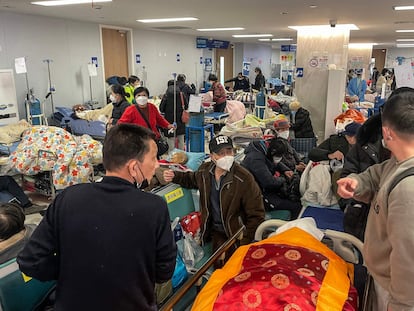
[192,227,357,311]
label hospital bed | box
[54,106,106,140]
[163,218,365,311]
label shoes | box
[23,204,47,215]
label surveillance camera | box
[329,19,337,28]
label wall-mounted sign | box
[91,57,98,67]
[309,58,319,68]
[281,45,296,52]
[205,58,212,71]
[176,53,180,62]
[196,37,230,49]
[242,62,251,76]
[136,54,141,64]
[296,67,304,78]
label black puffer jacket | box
[177,81,196,103]
[341,114,391,177]
[111,99,130,125]
[308,134,350,162]
[241,140,290,193]
[291,107,315,138]
[159,85,188,137]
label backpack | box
[344,167,414,241]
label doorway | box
[215,47,233,87]
[101,28,129,80]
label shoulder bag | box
[180,92,189,124]
[134,105,169,156]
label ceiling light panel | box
[393,5,414,10]
[31,0,111,6]
[197,27,244,31]
[137,17,198,23]
[396,38,414,41]
[396,29,414,32]
[232,34,273,38]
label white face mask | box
[136,96,148,106]
[109,94,117,103]
[215,155,234,171]
[273,156,283,164]
[278,130,289,140]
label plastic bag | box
[180,212,201,243]
[182,232,204,271]
[172,253,188,289]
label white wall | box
[0,12,203,119]
[242,43,272,82]
[0,12,103,118]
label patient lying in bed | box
[192,223,358,310]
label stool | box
[185,124,214,152]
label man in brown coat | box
[163,135,265,253]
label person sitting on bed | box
[0,202,36,264]
[118,87,175,157]
[108,84,130,127]
[162,135,265,259]
[273,119,306,173]
[241,140,301,219]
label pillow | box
[168,149,206,171]
[0,119,30,144]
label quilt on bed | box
[192,227,358,311]
[9,126,102,190]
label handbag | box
[180,92,189,124]
[135,105,169,156]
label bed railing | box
[159,225,245,311]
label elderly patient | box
[0,203,36,264]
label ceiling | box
[1,0,414,49]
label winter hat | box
[273,119,290,130]
[209,135,233,154]
[343,122,362,137]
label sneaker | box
[23,204,47,215]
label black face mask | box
[133,179,149,190]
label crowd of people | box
[0,64,412,310]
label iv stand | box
[43,59,55,117]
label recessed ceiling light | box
[232,34,273,38]
[289,24,359,31]
[258,39,271,41]
[309,5,318,8]
[393,5,414,10]
[31,0,111,6]
[349,43,378,48]
[280,12,288,15]
[396,38,414,41]
[396,29,414,32]
[397,43,414,47]
[259,38,293,42]
[137,17,198,23]
[197,27,244,31]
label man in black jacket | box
[225,72,250,92]
[17,124,176,311]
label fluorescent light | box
[396,38,414,41]
[259,38,293,42]
[197,27,244,31]
[397,44,414,47]
[349,43,377,48]
[31,0,111,5]
[289,24,359,31]
[258,39,271,41]
[137,17,198,23]
[232,34,273,38]
[271,38,293,41]
[393,5,414,10]
[396,29,414,32]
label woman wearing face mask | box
[273,119,306,173]
[161,135,265,258]
[108,84,130,127]
[118,87,175,156]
